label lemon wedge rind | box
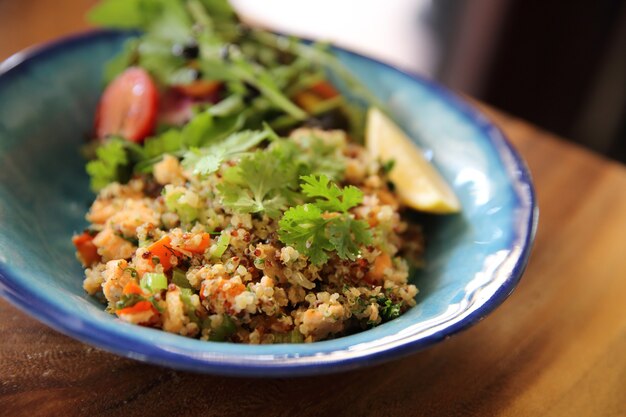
[365,107,461,214]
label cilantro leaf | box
[294,133,347,180]
[267,135,346,182]
[134,113,244,173]
[301,175,341,205]
[182,129,271,177]
[85,139,131,191]
[215,131,302,217]
[278,176,372,265]
[340,186,364,212]
[218,146,297,218]
[328,218,372,261]
[218,186,261,213]
[300,175,363,212]
[182,149,224,177]
[278,204,332,265]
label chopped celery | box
[140,273,168,292]
[179,288,200,324]
[172,268,192,289]
[211,232,230,260]
[164,188,199,223]
[208,315,236,341]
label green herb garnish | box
[378,296,403,322]
[86,139,131,191]
[278,175,372,265]
[217,144,299,219]
[181,128,271,176]
[84,0,378,191]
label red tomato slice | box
[95,67,158,143]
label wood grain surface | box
[1,2,626,416]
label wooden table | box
[1,2,626,416]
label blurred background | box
[1,0,625,162]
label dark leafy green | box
[86,0,376,191]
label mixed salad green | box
[86,0,382,192]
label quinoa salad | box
[72,0,446,344]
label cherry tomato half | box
[94,67,158,143]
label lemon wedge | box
[365,107,461,214]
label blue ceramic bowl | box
[0,30,536,377]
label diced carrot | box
[147,236,180,271]
[180,232,211,255]
[208,279,246,301]
[367,211,379,228]
[116,300,155,316]
[309,80,339,99]
[173,80,221,99]
[225,282,246,299]
[72,232,101,266]
[365,252,392,283]
[218,280,245,313]
[199,281,207,301]
[123,281,143,296]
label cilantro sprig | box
[85,139,132,191]
[182,128,272,177]
[278,175,372,265]
[300,175,363,213]
[217,144,299,219]
[135,111,244,174]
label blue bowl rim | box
[0,29,538,377]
